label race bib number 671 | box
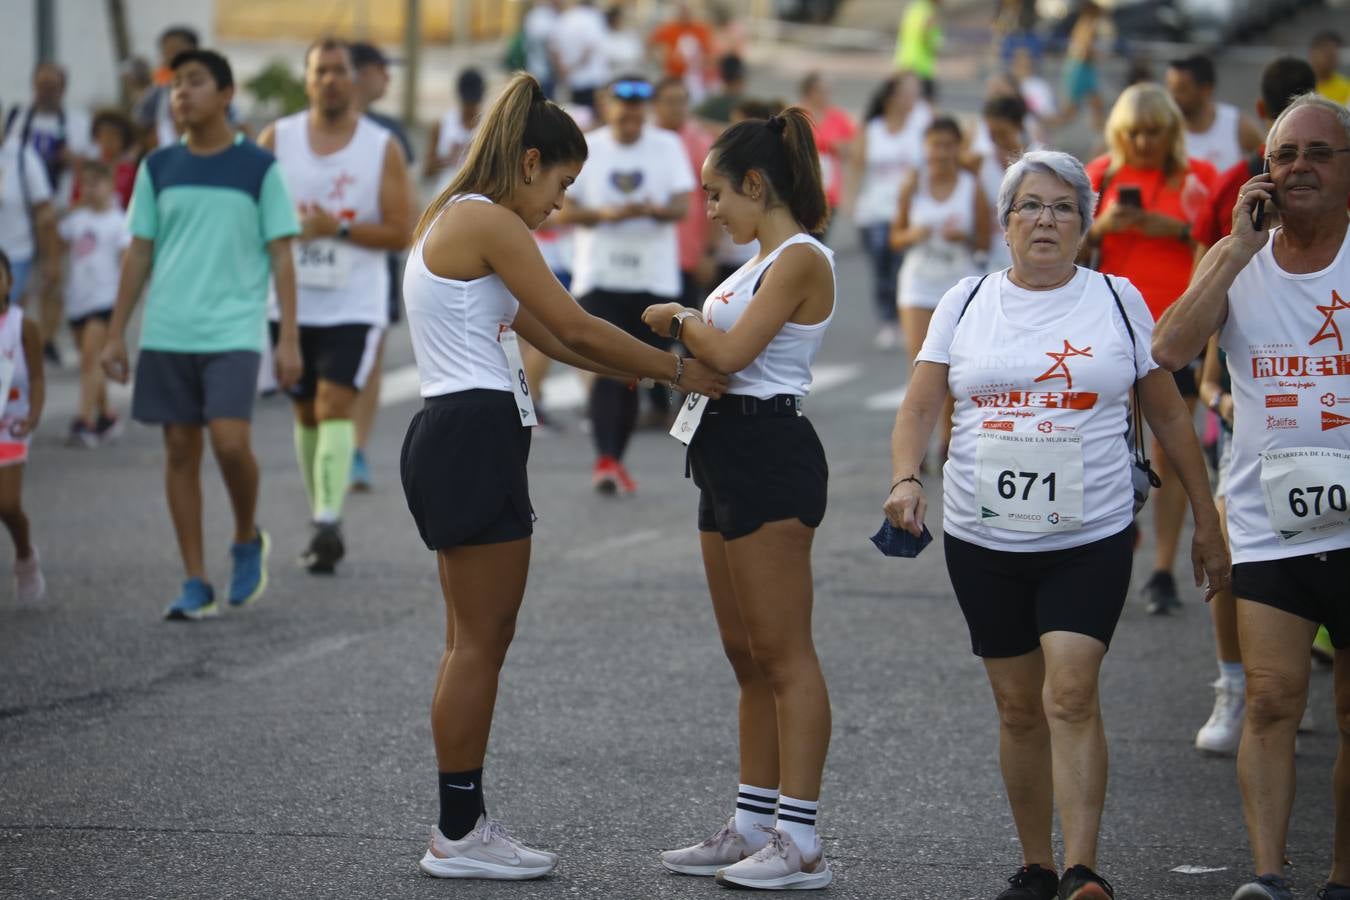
[976,432,1085,533]
[1259,447,1350,545]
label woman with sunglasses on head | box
[401,72,726,880]
[556,74,698,495]
[641,108,836,891]
[883,150,1228,900]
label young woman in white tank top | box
[640,108,837,891]
[844,73,930,350]
[399,74,726,882]
[893,117,990,463]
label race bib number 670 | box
[976,432,1085,533]
[1259,447,1350,545]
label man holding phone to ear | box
[1153,92,1350,900]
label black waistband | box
[705,394,802,417]
[423,388,513,408]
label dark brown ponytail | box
[414,73,588,239]
[708,105,829,233]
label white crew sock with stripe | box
[776,795,820,856]
[734,784,779,848]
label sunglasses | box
[1267,145,1350,167]
[611,80,654,101]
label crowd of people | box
[3,0,1350,897]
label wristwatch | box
[670,310,698,341]
[336,220,351,240]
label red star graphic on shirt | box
[328,171,356,203]
[1034,340,1094,391]
[707,291,734,327]
[1311,289,1350,352]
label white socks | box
[776,795,820,856]
[734,784,778,848]
[1220,660,1245,688]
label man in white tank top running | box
[1166,55,1264,174]
[259,38,413,574]
[1154,93,1350,900]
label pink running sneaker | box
[714,826,832,890]
[418,815,557,880]
[661,817,755,876]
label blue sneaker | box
[165,578,217,621]
[350,449,372,493]
[228,528,270,607]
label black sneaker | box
[1233,874,1294,899]
[302,521,345,574]
[1141,570,1180,615]
[997,864,1058,899]
[1058,865,1113,900]
[42,341,61,368]
[1317,883,1350,900]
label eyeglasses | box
[1267,145,1350,166]
[611,80,654,101]
[1011,199,1080,222]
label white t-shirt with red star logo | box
[58,206,130,321]
[1221,228,1350,563]
[269,111,391,327]
[918,267,1157,552]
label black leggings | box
[590,376,639,460]
[580,289,674,461]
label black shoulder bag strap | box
[1101,272,1162,492]
[955,272,993,325]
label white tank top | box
[854,104,931,226]
[701,233,835,399]
[434,108,479,191]
[0,308,29,430]
[917,268,1157,552]
[1220,227,1350,563]
[271,111,391,327]
[898,170,980,307]
[403,195,518,398]
[1184,102,1243,174]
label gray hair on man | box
[997,149,1096,238]
[1266,90,1350,149]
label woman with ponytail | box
[400,73,727,880]
[641,107,837,891]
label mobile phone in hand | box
[1251,157,1269,230]
[1117,186,1143,208]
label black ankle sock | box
[437,768,485,840]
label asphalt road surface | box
[4,7,1349,897]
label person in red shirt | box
[1205,58,1316,241]
[72,111,139,210]
[647,2,715,98]
[799,71,858,230]
[1084,82,1216,617]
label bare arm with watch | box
[640,242,833,374]
[882,360,949,537]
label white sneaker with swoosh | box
[715,826,832,890]
[419,814,557,880]
[661,817,755,875]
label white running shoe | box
[661,816,756,875]
[14,548,45,605]
[874,323,900,351]
[715,826,832,890]
[418,815,557,880]
[1196,677,1245,755]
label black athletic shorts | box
[1172,356,1201,398]
[1233,548,1350,648]
[688,397,828,541]
[69,308,112,332]
[579,289,673,350]
[943,527,1134,658]
[400,389,534,550]
[270,322,382,400]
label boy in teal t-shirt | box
[103,48,302,620]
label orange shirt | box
[649,21,714,78]
[1085,155,1218,321]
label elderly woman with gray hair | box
[883,149,1229,900]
